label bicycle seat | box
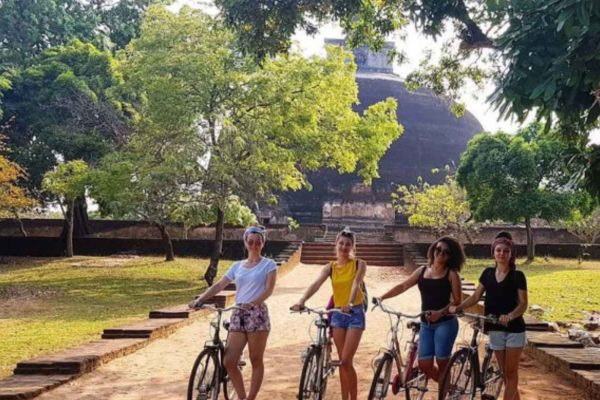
[223,320,230,331]
[407,320,421,331]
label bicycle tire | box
[368,353,394,400]
[223,370,237,400]
[481,349,503,399]
[298,346,322,400]
[438,348,476,400]
[404,353,429,400]
[187,349,220,400]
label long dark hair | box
[491,237,517,270]
[426,236,466,272]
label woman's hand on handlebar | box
[290,303,305,312]
[499,314,511,326]
[189,298,202,309]
[448,305,461,315]
[426,310,443,323]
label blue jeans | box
[330,306,366,330]
[418,317,459,360]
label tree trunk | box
[12,213,27,237]
[157,224,175,261]
[204,207,224,286]
[60,196,91,238]
[525,217,535,263]
[65,199,75,258]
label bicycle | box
[290,305,348,400]
[187,304,245,400]
[438,312,504,400]
[368,298,430,400]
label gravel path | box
[38,264,586,399]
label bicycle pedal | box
[329,360,341,367]
[238,360,246,367]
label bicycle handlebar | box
[371,297,429,319]
[194,304,243,312]
[453,310,499,324]
[289,305,351,316]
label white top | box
[225,257,278,304]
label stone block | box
[0,374,77,399]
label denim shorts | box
[488,331,527,350]
[330,306,366,330]
[418,317,459,360]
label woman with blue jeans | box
[376,237,464,386]
[451,236,528,400]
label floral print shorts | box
[229,304,271,332]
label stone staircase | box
[268,242,302,265]
[300,242,403,266]
[314,225,395,243]
[402,243,429,271]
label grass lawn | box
[462,258,600,324]
[0,256,233,379]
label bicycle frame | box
[373,302,427,388]
[456,312,499,391]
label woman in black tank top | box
[376,237,465,387]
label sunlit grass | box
[462,258,600,324]
[0,256,232,378]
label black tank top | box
[417,266,453,323]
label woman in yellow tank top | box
[291,228,366,400]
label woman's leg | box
[340,328,363,400]
[224,331,248,399]
[434,318,459,385]
[332,328,349,400]
[417,323,436,381]
[502,347,522,400]
[246,331,270,400]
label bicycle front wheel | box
[368,353,393,400]
[481,349,503,399]
[298,346,322,400]
[187,349,220,400]
[438,348,476,400]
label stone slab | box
[14,339,147,375]
[572,370,600,400]
[0,374,77,400]
[532,347,600,371]
[524,315,550,331]
[102,318,188,339]
[527,331,583,348]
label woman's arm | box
[501,288,528,325]
[189,275,232,308]
[378,266,423,301]
[449,283,485,314]
[291,264,331,309]
[347,259,367,307]
[250,269,277,306]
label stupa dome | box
[270,40,483,225]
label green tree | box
[1,40,135,234]
[393,169,475,243]
[126,6,402,283]
[42,160,89,257]
[457,125,578,262]
[0,0,163,68]
[173,196,257,239]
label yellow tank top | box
[331,259,364,307]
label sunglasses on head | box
[434,246,451,256]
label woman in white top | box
[189,226,277,400]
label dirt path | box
[38,264,586,399]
